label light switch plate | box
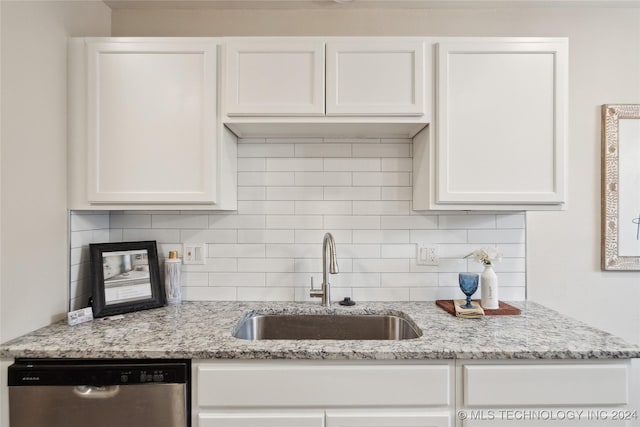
[183,243,206,265]
[416,244,439,266]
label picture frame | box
[601,104,640,270]
[89,240,166,317]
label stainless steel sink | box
[232,313,422,340]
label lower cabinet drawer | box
[196,363,451,408]
[463,363,628,406]
[326,411,451,427]
[199,412,325,427]
[198,411,451,427]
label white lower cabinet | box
[193,360,636,427]
[193,361,454,427]
[457,360,635,427]
[199,412,325,427]
[326,411,451,427]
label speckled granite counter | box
[1,301,638,360]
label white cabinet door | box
[199,412,325,427]
[326,411,451,427]
[326,40,425,116]
[85,39,218,204]
[225,39,325,116]
[434,40,567,206]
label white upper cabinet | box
[326,40,425,116]
[69,38,237,210]
[413,39,568,210]
[223,37,429,138]
[225,39,325,116]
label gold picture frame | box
[602,104,640,270]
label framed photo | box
[602,104,640,270]
[89,241,166,317]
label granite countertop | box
[1,301,638,360]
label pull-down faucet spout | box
[310,232,339,307]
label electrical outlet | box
[183,243,207,265]
[416,245,439,266]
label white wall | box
[0,1,111,343]
[111,6,640,345]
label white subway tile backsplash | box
[209,244,265,258]
[267,186,323,201]
[468,229,526,244]
[238,186,266,201]
[295,171,351,186]
[381,158,412,172]
[381,215,438,229]
[123,229,180,243]
[70,213,109,231]
[152,214,208,229]
[410,230,467,244]
[237,158,266,172]
[352,172,410,186]
[69,138,526,306]
[182,286,237,301]
[210,272,265,287]
[110,214,151,229]
[324,215,380,230]
[353,288,410,302]
[294,229,352,244]
[181,229,237,244]
[353,259,409,273]
[295,201,352,215]
[497,213,526,229]
[181,272,209,287]
[238,229,295,244]
[381,244,417,259]
[267,158,323,172]
[295,143,351,157]
[237,201,295,215]
[324,158,380,172]
[237,287,295,302]
[209,214,265,229]
[353,201,410,216]
[267,215,323,230]
[352,230,410,244]
[352,143,410,158]
[381,187,412,200]
[439,214,496,230]
[239,259,295,273]
[324,187,380,201]
[238,143,294,157]
[238,172,294,186]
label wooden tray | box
[435,300,521,316]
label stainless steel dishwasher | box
[8,359,190,427]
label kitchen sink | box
[232,313,422,340]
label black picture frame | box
[89,240,166,317]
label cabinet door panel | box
[199,412,324,427]
[196,363,450,408]
[436,41,567,205]
[326,411,450,427]
[463,364,628,406]
[326,40,425,116]
[225,40,325,116]
[86,40,217,204]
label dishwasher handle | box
[73,385,120,399]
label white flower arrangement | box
[466,247,502,266]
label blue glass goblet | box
[458,273,479,309]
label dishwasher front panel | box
[8,359,190,427]
[10,383,186,427]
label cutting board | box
[435,300,521,316]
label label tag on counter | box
[67,307,94,326]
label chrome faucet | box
[310,232,339,307]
